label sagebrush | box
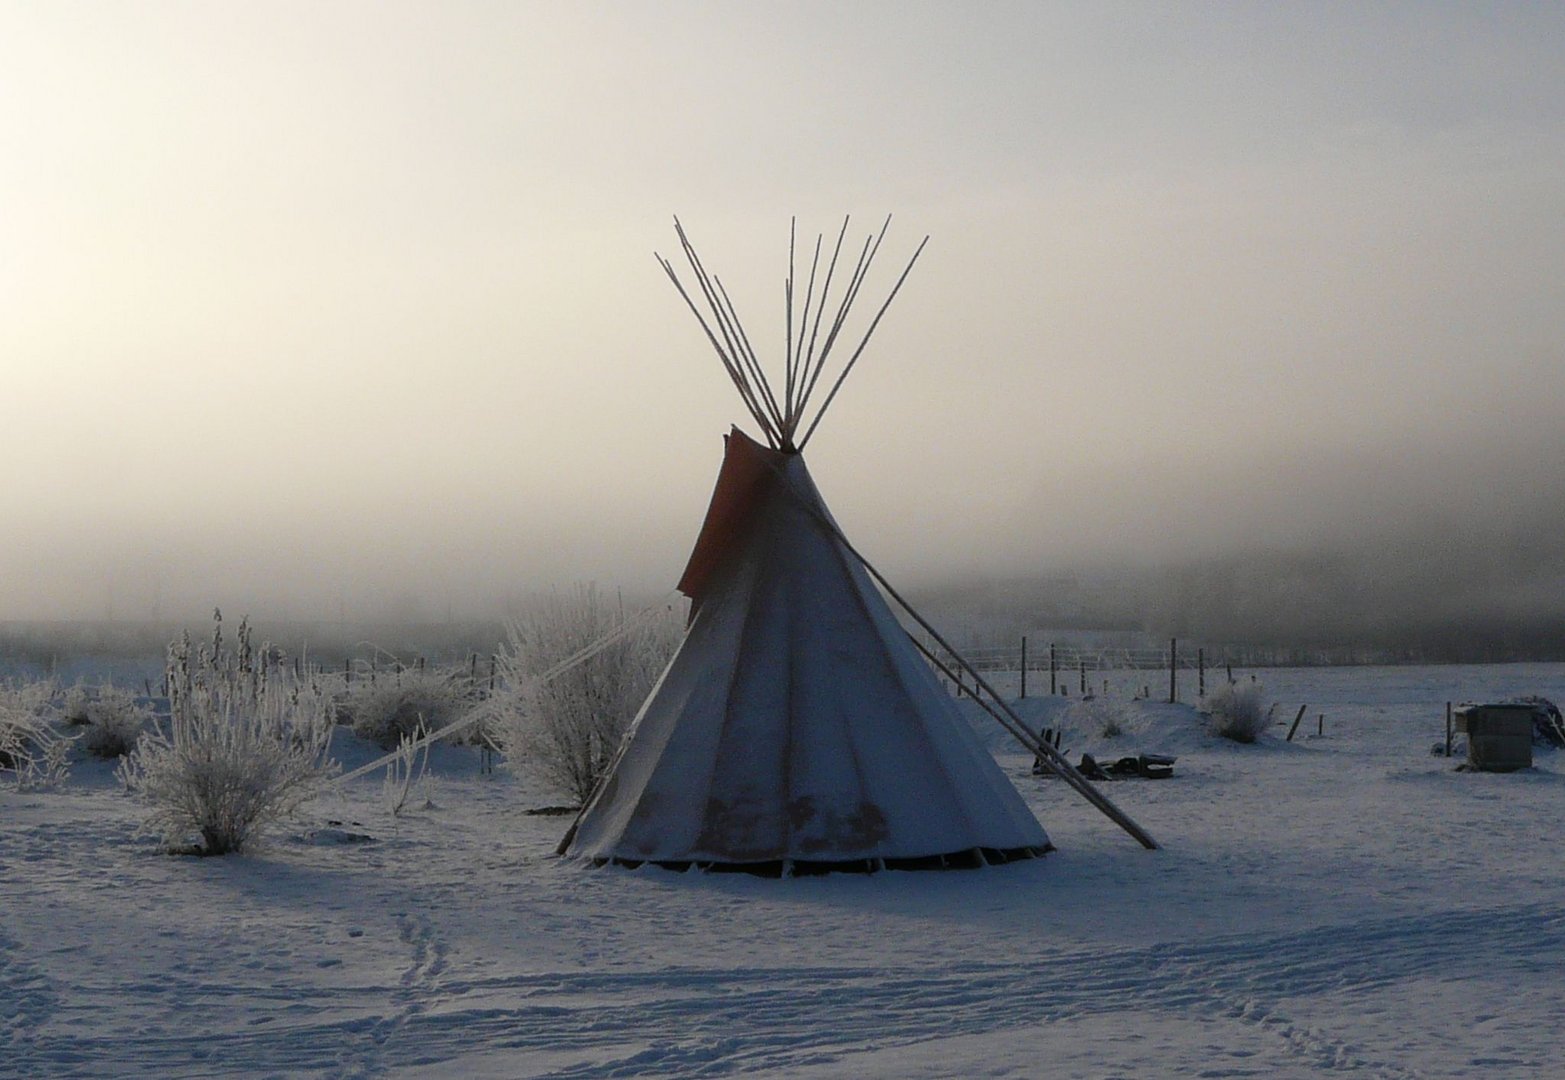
[1203,680,1274,743]
[118,613,337,855]
[61,682,93,725]
[77,685,154,759]
[1072,696,1128,740]
[340,664,476,749]
[490,587,682,804]
[0,679,70,788]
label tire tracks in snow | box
[406,901,1555,1078]
[13,901,1561,1077]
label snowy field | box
[4,663,1564,1079]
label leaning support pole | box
[758,459,1158,849]
[794,518,1158,850]
[911,636,1158,850]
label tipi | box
[560,218,1053,873]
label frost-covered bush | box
[61,682,93,726]
[1203,681,1274,744]
[1074,696,1127,739]
[383,723,433,817]
[341,665,476,750]
[490,586,682,804]
[118,614,337,855]
[0,679,71,788]
[77,685,154,759]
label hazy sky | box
[4,1,1564,621]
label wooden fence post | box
[1020,636,1027,699]
[1049,642,1057,696]
[1079,658,1086,695]
[1286,703,1308,741]
[1168,637,1177,703]
[1445,701,1453,757]
[1198,647,1205,698]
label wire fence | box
[922,637,1242,704]
[932,642,1217,674]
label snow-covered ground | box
[4,663,1564,1078]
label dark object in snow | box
[1453,705,1534,772]
[295,827,377,846]
[1077,753,1108,781]
[1127,753,1176,779]
[1069,753,1174,781]
[1031,727,1065,774]
[1496,696,1565,747]
[525,805,581,816]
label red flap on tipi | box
[676,427,783,607]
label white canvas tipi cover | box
[562,428,1050,870]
